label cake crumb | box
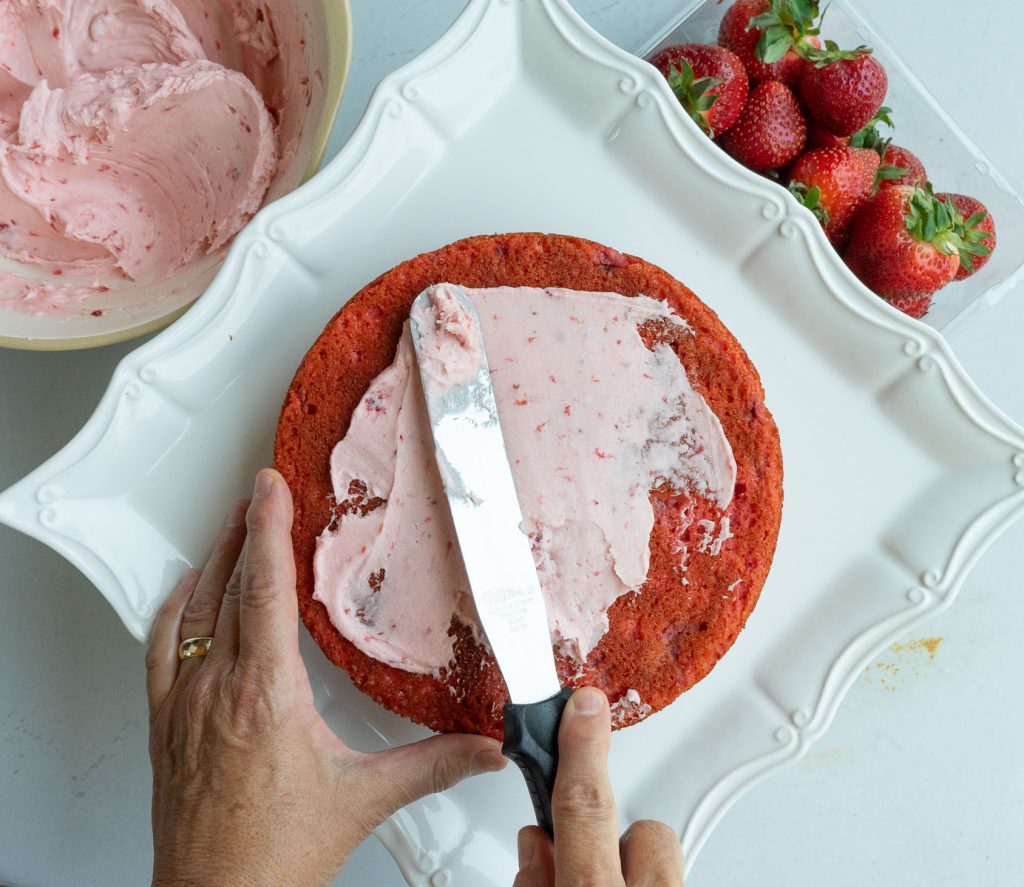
[695,517,733,556]
[610,688,652,727]
[863,636,945,690]
[890,637,944,661]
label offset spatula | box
[410,287,572,834]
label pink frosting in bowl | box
[0,0,346,346]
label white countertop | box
[2,1,1022,885]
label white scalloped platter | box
[3,1,1024,884]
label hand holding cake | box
[146,471,684,886]
[146,470,506,885]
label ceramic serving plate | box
[2,1,1023,884]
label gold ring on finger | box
[179,636,214,660]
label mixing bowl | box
[0,0,352,351]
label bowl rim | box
[0,0,353,353]
[303,0,353,185]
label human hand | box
[146,468,507,887]
[513,687,684,886]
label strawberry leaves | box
[747,0,821,63]
[955,208,997,270]
[842,107,908,191]
[667,59,725,136]
[875,163,909,185]
[745,1,868,65]
[744,0,875,70]
[904,185,993,271]
[788,180,830,225]
[849,106,893,151]
[802,38,871,68]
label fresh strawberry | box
[880,144,927,189]
[807,126,848,149]
[787,147,880,244]
[720,80,807,170]
[835,109,917,190]
[935,192,996,279]
[650,44,749,136]
[837,108,915,190]
[717,0,822,86]
[887,294,932,319]
[799,49,888,136]
[844,185,981,304]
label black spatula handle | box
[502,686,574,835]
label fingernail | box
[253,469,274,500]
[572,687,606,716]
[517,830,536,869]
[470,748,507,776]
[225,499,249,527]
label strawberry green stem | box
[748,0,822,63]
[904,185,993,271]
[667,60,724,137]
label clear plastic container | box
[635,0,1024,333]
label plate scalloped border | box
[2,0,1024,883]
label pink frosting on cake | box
[313,284,737,675]
[410,283,484,389]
